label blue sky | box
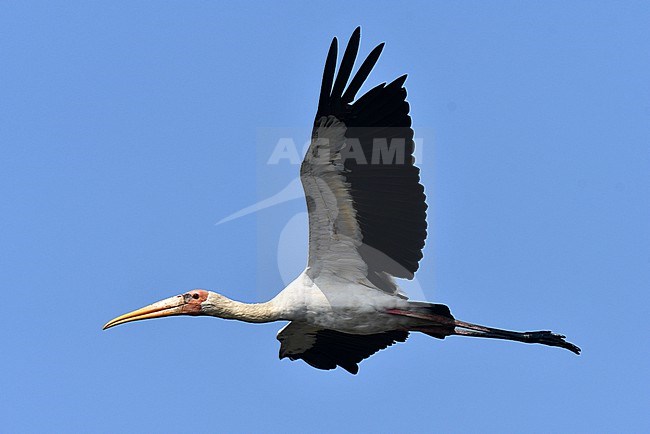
[1,1,649,432]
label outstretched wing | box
[301,27,427,295]
[277,321,409,374]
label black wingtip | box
[331,28,362,101]
[391,74,408,88]
[317,36,338,116]
[342,42,385,104]
[351,26,361,41]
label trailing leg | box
[452,319,581,354]
[387,303,581,354]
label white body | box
[271,269,413,334]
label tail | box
[396,301,457,339]
[387,302,581,355]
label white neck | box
[204,293,282,323]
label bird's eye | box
[192,293,200,300]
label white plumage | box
[104,27,580,375]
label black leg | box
[453,320,581,354]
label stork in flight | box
[104,28,580,374]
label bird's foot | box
[524,330,581,355]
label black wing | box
[302,27,427,294]
[277,322,409,374]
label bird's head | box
[103,289,218,330]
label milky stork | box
[104,28,580,374]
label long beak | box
[103,295,186,330]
